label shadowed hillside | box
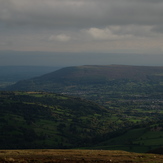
[1,91,163,152]
[5,65,163,92]
[0,91,111,149]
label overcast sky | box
[0,0,163,66]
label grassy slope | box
[0,149,163,163]
[1,91,163,152]
[0,91,114,149]
[91,125,163,153]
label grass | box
[0,149,163,163]
[141,131,163,139]
[135,138,163,146]
[90,127,163,153]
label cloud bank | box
[0,0,163,66]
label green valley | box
[1,91,163,153]
[1,65,163,153]
[0,91,114,149]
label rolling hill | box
[4,65,163,111]
[4,65,163,126]
[2,65,163,152]
[5,65,163,92]
[91,124,163,153]
[1,91,163,153]
[0,91,112,149]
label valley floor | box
[0,149,163,163]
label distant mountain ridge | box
[5,65,163,92]
[28,64,163,81]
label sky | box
[0,0,163,66]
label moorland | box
[1,149,163,163]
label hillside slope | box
[0,91,112,149]
[5,65,163,92]
[91,124,163,153]
[1,91,163,152]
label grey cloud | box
[151,25,163,33]
[109,25,155,38]
[0,0,163,56]
[131,0,163,3]
[49,34,71,42]
[0,0,163,29]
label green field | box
[1,91,163,152]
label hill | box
[1,91,163,152]
[5,65,163,92]
[2,65,163,152]
[0,91,112,149]
[91,123,163,153]
[4,65,163,127]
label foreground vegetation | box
[0,149,163,163]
